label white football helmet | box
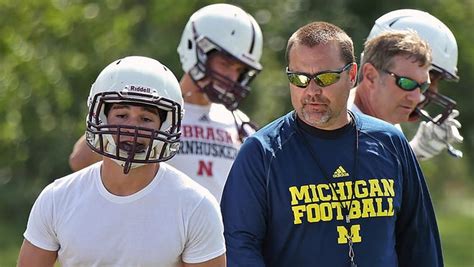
[177,3,263,110]
[367,9,458,80]
[86,56,184,174]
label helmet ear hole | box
[104,103,112,117]
[187,39,192,50]
[158,109,167,126]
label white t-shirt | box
[24,162,225,267]
[168,102,248,202]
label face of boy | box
[107,103,162,153]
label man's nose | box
[122,116,144,128]
[406,88,422,103]
[305,79,323,95]
[221,66,241,82]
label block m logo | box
[336,225,362,244]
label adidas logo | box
[333,166,349,178]
[199,114,210,122]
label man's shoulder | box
[245,112,295,150]
[209,103,233,114]
[355,112,404,138]
[256,111,293,133]
[205,103,236,124]
[59,162,99,185]
[38,163,100,202]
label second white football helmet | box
[177,4,263,110]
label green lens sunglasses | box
[286,62,353,88]
[383,70,430,93]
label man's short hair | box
[359,30,432,82]
[285,21,355,66]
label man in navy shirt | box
[221,21,443,267]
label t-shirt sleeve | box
[23,183,60,251]
[181,194,225,264]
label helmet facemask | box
[86,91,182,174]
[411,69,458,125]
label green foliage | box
[0,0,472,265]
[0,220,24,266]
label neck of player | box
[100,158,160,196]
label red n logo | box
[197,160,213,177]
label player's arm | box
[69,134,102,171]
[184,254,226,267]
[17,239,57,267]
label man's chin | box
[408,111,420,122]
[301,111,330,126]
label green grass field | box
[436,197,474,267]
[1,200,472,266]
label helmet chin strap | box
[123,152,134,174]
[110,158,146,174]
[105,141,148,174]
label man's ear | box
[361,63,380,88]
[349,63,358,86]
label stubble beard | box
[301,107,332,127]
[300,95,333,127]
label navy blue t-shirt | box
[221,111,443,267]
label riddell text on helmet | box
[129,85,152,93]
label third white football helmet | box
[367,9,458,80]
[366,9,460,125]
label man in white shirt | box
[18,56,226,267]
